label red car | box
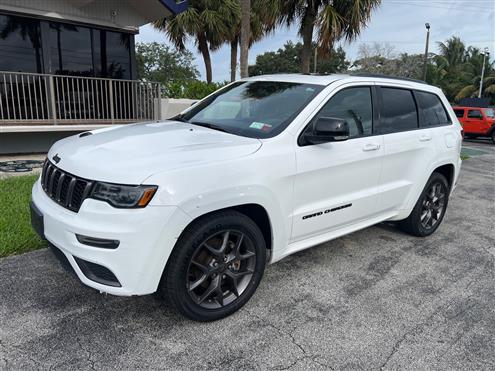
[453,106,495,143]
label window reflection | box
[0,13,133,79]
[49,22,93,76]
[0,14,42,73]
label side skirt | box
[271,210,398,263]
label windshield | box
[178,81,324,138]
[485,108,495,118]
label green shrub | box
[163,80,228,100]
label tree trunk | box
[197,32,212,83]
[301,6,317,74]
[240,0,251,78]
[230,36,238,82]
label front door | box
[291,86,383,242]
[464,109,485,134]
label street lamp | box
[422,23,431,81]
[479,47,490,98]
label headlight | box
[90,182,157,208]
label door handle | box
[419,135,432,142]
[362,143,381,151]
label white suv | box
[31,74,463,321]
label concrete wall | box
[160,98,197,119]
[0,131,83,155]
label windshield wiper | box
[189,121,231,134]
[172,114,188,122]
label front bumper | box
[31,179,191,296]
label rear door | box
[291,85,383,241]
[375,86,435,212]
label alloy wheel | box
[420,181,446,230]
[186,230,256,309]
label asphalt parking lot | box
[1,140,494,370]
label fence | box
[0,71,161,126]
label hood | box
[48,121,262,184]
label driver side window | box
[312,87,373,138]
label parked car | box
[453,106,495,143]
[31,74,463,321]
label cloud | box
[136,0,494,82]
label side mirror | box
[304,117,350,145]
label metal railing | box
[0,71,161,126]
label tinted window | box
[467,110,483,119]
[181,81,323,138]
[105,31,131,79]
[312,87,373,138]
[485,108,495,118]
[92,29,132,79]
[0,14,43,73]
[454,109,465,118]
[379,88,418,133]
[415,91,450,127]
[49,22,93,76]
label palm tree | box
[437,37,467,68]
[228,0,279,81]
[240,0,251,78]
[278,0,381,73]
[455,76,495,101]
[454,47,495,102]
[153,0,240,83]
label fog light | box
[76,234,120,249]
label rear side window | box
[378,87,418,133]
[467,109,483,119]
[415,91,450,127]
[454,109,465,118]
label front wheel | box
[398,172,450,237]
[491,130,495,144]
[161,210,266,321]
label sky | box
[136,0,495,82]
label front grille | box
[41,160,93,212]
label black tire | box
[398,172,450,237]
[161,210,266,321]
[491,130,495,144]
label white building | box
[0,0,187,153]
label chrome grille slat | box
[66,177,77,208]
[81,181,93,201]
[55,173,65,201]
[48,169,58,196]
[40,160,92,212]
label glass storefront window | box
[0,13,133,79]
[49,22,93,76]
[0,14,43,73]
[93,30,131,79]
[105,31,131,79]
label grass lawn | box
[0,175,47,258]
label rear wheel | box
[398,172,450,237]
[491,130,495,144]
[161,210,266,321]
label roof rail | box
[349,72,427,85]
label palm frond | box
[455,85,477,101]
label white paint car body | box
[31,74,463,297]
